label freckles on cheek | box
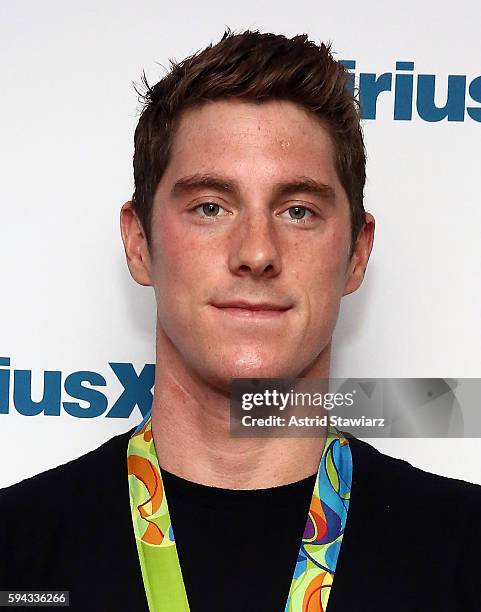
[295,232,345,271]
[296,235,349,299]
[153,219,196,273]
[168,244,200,280]
[322,226,350,269]
[160,234,219,287]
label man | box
[1,28,480,612]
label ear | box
[343,212,375,296]
[120,201,153,287]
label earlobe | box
[120,201,153,287]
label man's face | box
[126,99,368,389]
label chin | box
[197,356,308,396]
[219,356,296,381]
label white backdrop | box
[1,0,480,488]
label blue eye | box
[191,202,316,223]
[191,202,229,218]
[281,205,315,223]
[201,203,220,216]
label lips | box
[212,300,291,311]
[210,300,292,320]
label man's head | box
[121,29,374,389]
[130,28,367,254]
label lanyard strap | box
[127,413,352,612]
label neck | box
[150,324,331,490]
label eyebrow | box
[170,172,336,204]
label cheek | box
[150,219,199,283]
[150,221,224,319]
[151,231,202,340]
[293,232,350,330]
[295,226,349,286]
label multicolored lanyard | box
[127,411,352,611]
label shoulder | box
[345,433,481,557]
[346,433,481,507]
[0,428,135,512]
[0,428,136,589]
[332,434,481,609]
[0,427,135,556]
[348,435,481,580]
[336,435,481,610]
[0,427,148,606]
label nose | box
[227,210,282,278]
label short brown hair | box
[132,28,366,255]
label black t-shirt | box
[160,466,317,612]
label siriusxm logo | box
[340,60,481,122]
[0,357,154,418]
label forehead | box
[165,99,339,184]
